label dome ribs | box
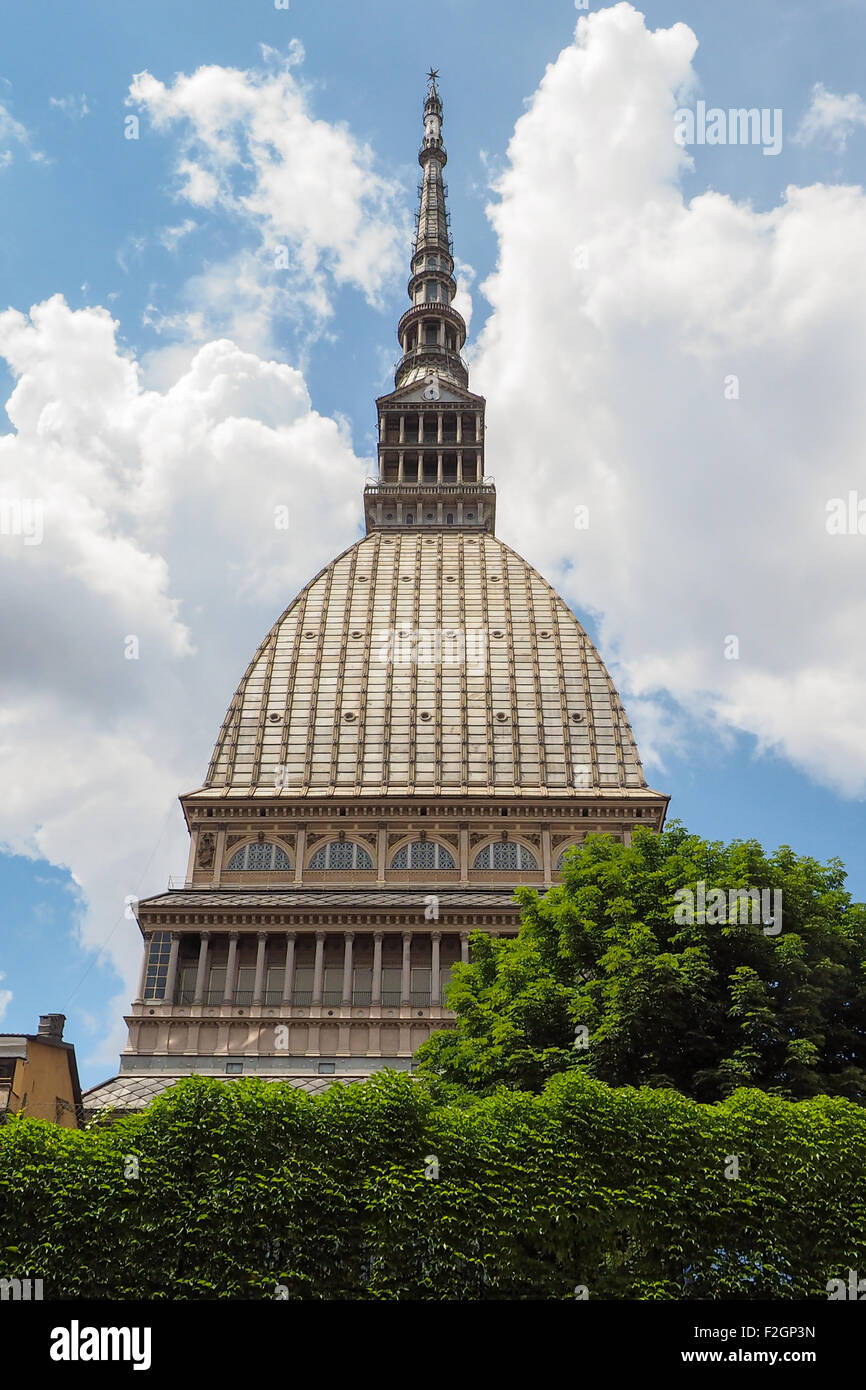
[379,536,402,791]
[610,681,627,787]
[200,533,651,798]
[456,534,469,791]
[327,547,359,791]
[520,560,548,790]
[219,621,276,787]
[406,537,423,795]
[498,551,521,789]
[206,693,239,787]
[302,557,337,790]
[477,537,496,790]
[355,534,383,792]
[576,630,601,789]
[276,582,309,789]
[248,629,279,791]
[433,531,444,792]
[545,585,573,792]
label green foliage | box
[1,1071,864,1299]
[416,824,866,1102]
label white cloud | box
[49,94,90,120]
[158,218,197,251]
[0,99,43,168]
[127,44,408,334]
[473,1,866,795]
[0,974,12,1022]
[0,296,368,1054]
[795,82,866,152]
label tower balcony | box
[395,344,469,390]
[397,302,466,341]
[364,481,495,498]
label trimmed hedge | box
[1,1071,864,1299]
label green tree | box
[416,824,866,1102]
[2,1071,866,1299]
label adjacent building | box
[0,1014,82,1127]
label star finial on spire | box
[427,68,439,87]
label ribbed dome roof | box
[204,532,647,798]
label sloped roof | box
[82,1072,363,1115]
[202,531,648,798]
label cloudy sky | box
[1,0,865,1087]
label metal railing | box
[173,988,438,1010]
[364,481,493,496]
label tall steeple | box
[365,72,494,535]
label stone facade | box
[84,75,667,1111]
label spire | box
[365,74,494,536]
[393,71,468,392]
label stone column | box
[294,826,306,884]
[431,931,441,1006]
[460,931,470,964]
[372,931,384,1006]
[222,932,239,1006]
[312,931,325,1006]
[401,931,412,1006]
[212,828,226,887]
[252,931,267,1005]
[456,414,463,444]
[437,413,443,444]
[398,450,404,483]
[437,450,443,483]
[133,937,150,1005]
[541,824,552,887]
[184,833,197,888]
[399,415,406,444]
[193,931,211,1005]
[281,932,296,1005]
[342,932,354,1006]
[459,824,469,884]
[165,933,181,1005]
[457,453,463,483]
[377,824,388,884]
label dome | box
[204,530,647,797]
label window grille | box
[308,842,374,870]
[472,842,538,871]
[390,841,455,870]
[143,932,172,1000]
[226,842,291,872]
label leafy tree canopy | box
[2,1071,866,1300]
[417,824,866,1102]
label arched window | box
[446,513,454,525]
[555,846,578,872]
[226,842,291,872]
[406,513,414,524]
[473,841,538,871]
[391,841,456,870]
[308,841,374,870]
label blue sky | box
[1,0,865,1088]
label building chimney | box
[38,1014,65,1040]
